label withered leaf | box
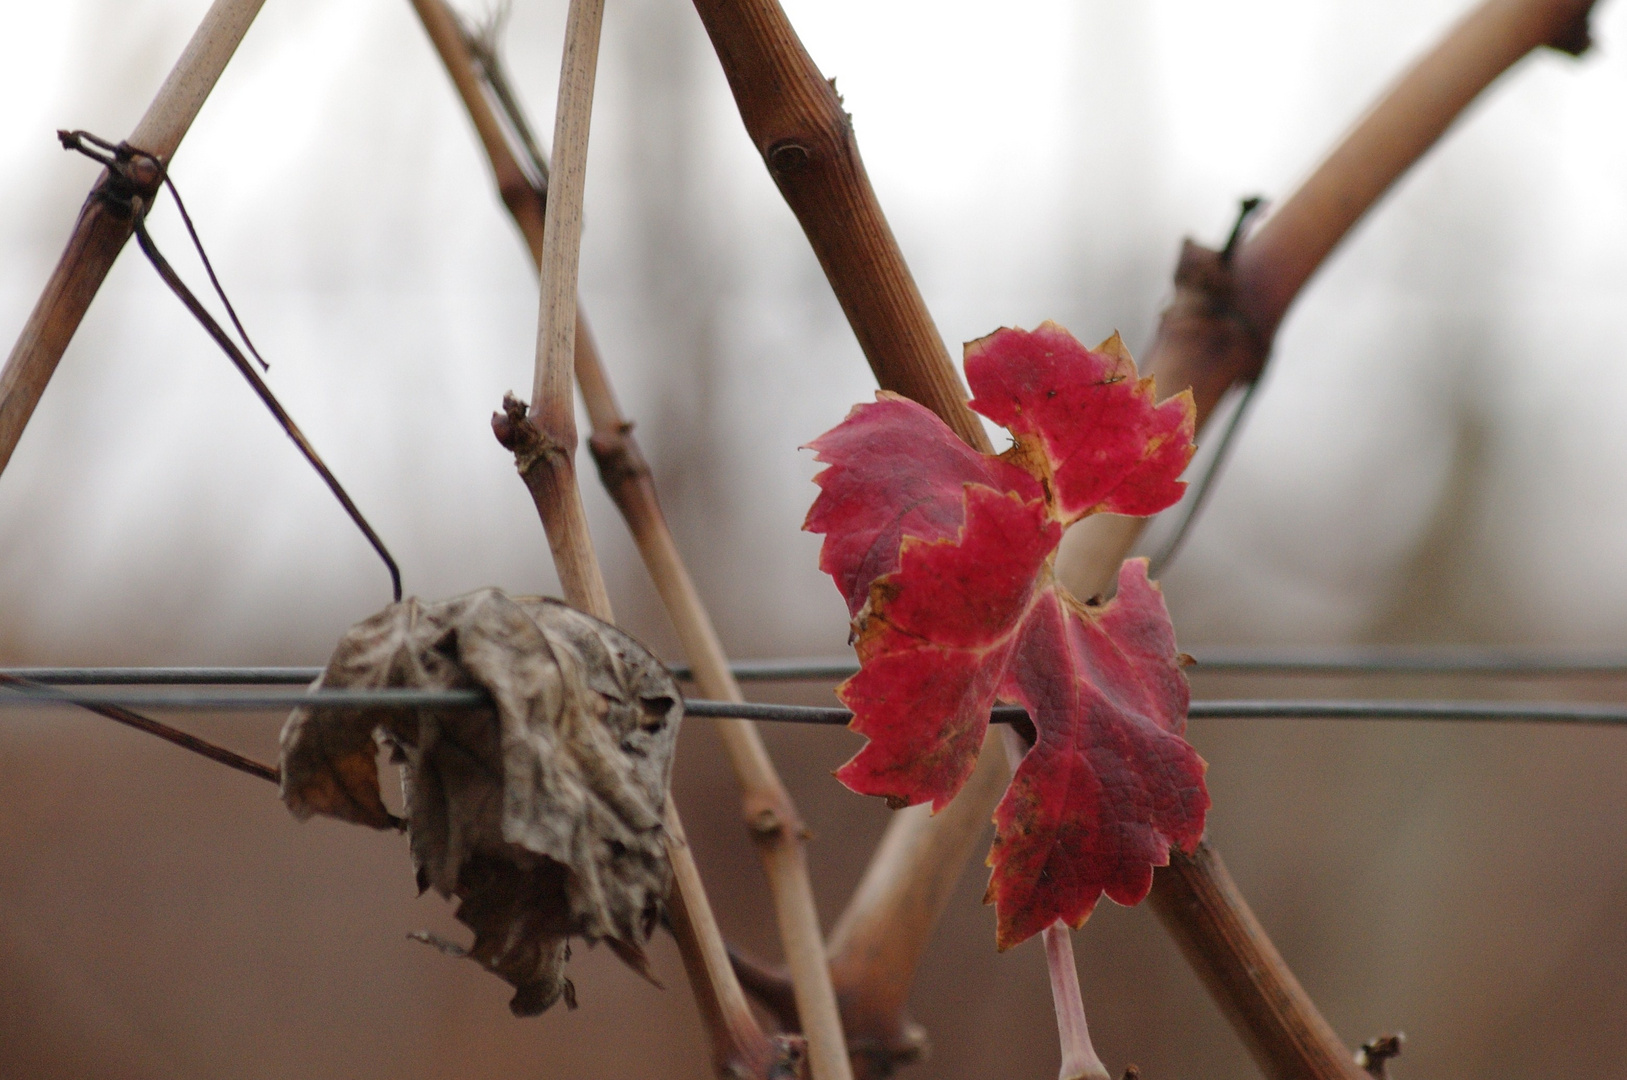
[279,588,682,1015]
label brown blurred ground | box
[3,661,1627,1079]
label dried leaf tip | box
[280,588,683,1015]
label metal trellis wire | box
[12,645,1627,688]
[5,651,1627,727]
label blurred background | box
[2,0,1626,1076]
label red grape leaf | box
[805,322,1209,948]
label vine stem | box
[1236,0,1599,344]
[688,1,997,1072]
[1147,841,1357,1080]
[0,0,268,480]
[482,1,802,1076]
[687,0,992,455]
[408,1,843,1075]
[1066,0,1600,595]
[599,431,853,1080]
[515,0,613,621]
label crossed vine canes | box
[0,0,1604,1078]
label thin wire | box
[0,673,279,783]
[5,667,324,685]
[0,676,405,826]
[57,130,403,603]
[129,215,403,602]
[692,698,1627,727]
[14,648,1627,688]
[57,130,267,370]
[0,660,868,687]
[0,686,488,710]
[1189,645,1627,675]
[1187,699,1627,725]
[5,685,1627,728]
[1147,378,1262,578]
[156,163,271,371]
[56,130,266,370]
[677,657,863,682]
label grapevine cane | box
[407,1,846,1074]
[484,0,802,1074]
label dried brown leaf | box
[279,588,682,1015]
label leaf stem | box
[1044,925,1109,1080]
[1002,727,1109,1080]
[0,0,269,480]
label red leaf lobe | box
[986,561,1208,950]
[965,322,1195,522]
